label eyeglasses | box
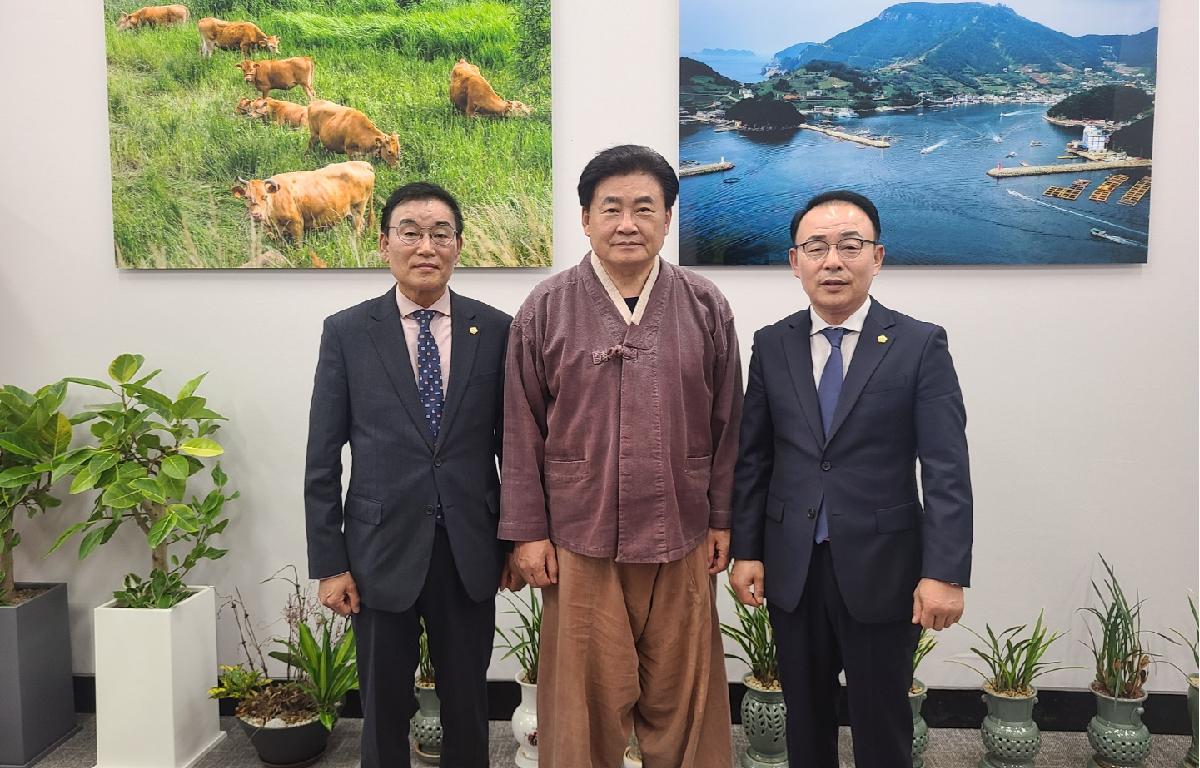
[793,237,880,260]
[387,224,458,248]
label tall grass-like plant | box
[495,587,540,684]
[0,382,71,604]
[49,354,235,608]
[913,628,936,677]
[1081,554,1154,699]
[270,620,358,730]
[1158,593,1199,680]
[954,610,1073,696]
[721,585,779,688]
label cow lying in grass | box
[236,97,309,129]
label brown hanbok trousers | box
[537,542,732,768]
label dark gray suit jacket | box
[731,299,973,623]
[305,288,511,613]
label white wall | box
[1,0,1196,691]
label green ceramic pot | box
[1085,687,1150,768]
[410,683,442,764]
[979,685,1040,768]
[911,679,929,768]
[739,673,788,767]
[1184,675,1198,768]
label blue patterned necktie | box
[815,326,846,543]
[412,309,444,440]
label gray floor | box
[35,716,1192,768]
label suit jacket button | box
[424,504,434,515]
[434,459,443,468]
[807,508,816,519]
[821,461,832,471]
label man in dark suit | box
[730,190,973,768]
[305,181,520,768]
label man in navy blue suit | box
[730,191,973,768]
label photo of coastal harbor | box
[679,0,1159,265]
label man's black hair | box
[790,190,882,242]
[577,145,679,209]
[381,181,464,235]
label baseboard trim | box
[70,676,1191,734]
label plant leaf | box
[108,355,144,384]
[178,438,223,458]
[161,455,191,480]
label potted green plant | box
[52,354,237,768]
[496,587,541,767]
[911,628,936,768]
[1080,555,1155,768]
[954,610,1072,768]
[0,380,78,766]
[411,619,442,764]
[210,568,357,767]
[721,584,786,768]
[1163,594,1198,768]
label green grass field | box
[105,0,551,268]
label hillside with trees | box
[726,96,805,128]
[1048,85,1153,122]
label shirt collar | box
[395,286,452,318]
[810,296,871,336]
[589,252,661,325]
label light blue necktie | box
[412,310,444,440]
[815,327,846,543]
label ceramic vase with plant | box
[54,354,237,768]
[1080,555,1155,768]
[0,380,78,767]
[497,587,541,767]
[955,610,1072,768]
[411,619,442,763]
[210,567,357,767]
[911,628,936,768]
[1162,594,1198,768]
[721,585,786,768]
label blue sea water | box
[679,104,1151,265]
[686,53,771,84]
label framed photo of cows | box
[105,0,551,268]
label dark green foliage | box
[720,585,778,687]
[774,78,790,91]
[1048,85,1153,122]
[1081,554,1154,699]
[514,0,550,83]
[1108,115,1154,158]
[726,96,804,128]
[680,56,738,88]
[954,610,1073,695]
[495,588,541,684]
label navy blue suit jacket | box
[304,288,511,613]
[731,299,973,623]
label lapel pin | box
[877,334,888,343]
[469,326,479,335]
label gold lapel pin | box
[877,334,888,343]
[469,326,479,335]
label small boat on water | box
[1019,161,1030,167]
[1029,140,1043,146]
[722,177,741,184]
[1006,151,1017,158]
[1090,228,1122,243]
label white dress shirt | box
[395,286,452,395]
[810,297,872,386]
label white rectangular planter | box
[94,585,225,768]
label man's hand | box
[499,552,527,592]
[707,528,731,575]
[730,559,766,607]
[514,539,559,587]
[912,578,964,630]
[319,572,361,616]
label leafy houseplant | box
[721,585,785,766]
[0,381,78,768]
[0,381,70,604]
[50,354,235,607]
[910,629,935,768]
[210,569,357,766]
[955,611,1072,768]
[1080,555,1154,768]
[956,610,1070,697]
[496,587,541,685]
[497,588,541,767]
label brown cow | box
[117,4,189,30]
[307,100,400,168]
[449,58,531,118]
[198,17,279,57]
[237,57,315,101]
[235,97,309,129]
[230,161,375,245]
